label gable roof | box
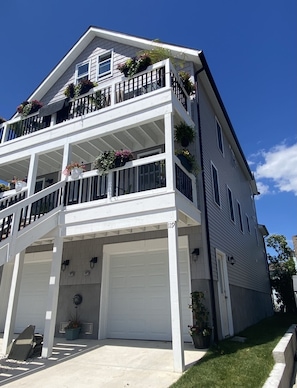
[26,26,203,105]
[20,25,257,192]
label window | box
[246,214,251,233]
[227,187,235,222]
[211,163,221,206]
[237,201,243,232]
[97,50,113,79]
[75,61,89,83]
[216,119,224,154]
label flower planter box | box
[65,327,80,340]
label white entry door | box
[216,249,234,338]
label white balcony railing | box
[0,59,191,144]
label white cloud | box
[252,142,297,196]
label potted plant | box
[117,54,152,78]
[175,149,198,174]
[64,317,81,340]
[10,177,27,192]
[188,291,212,349]
[174,121,195,147]
[114,149,133,167]
[17,100,43,116]
[63,162,85,179]
[64,80,98,99]
[0,183,10,193]
[178,71,196,96]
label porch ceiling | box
[30,214,199,247]
[0,118,167,183]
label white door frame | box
[215,249,234,338]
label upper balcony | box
[0,59,195,187]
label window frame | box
[211,162,221,207]
[246,214,251,234]
[216,118,224,155]
[236,200,244,233]
[75,61,90,84]
[97,50,113,80]
[227,186,235,223]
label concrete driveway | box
[0,338,207,387]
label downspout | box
[194,67,219,343]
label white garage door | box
[15,261,51,334]
[107,249,191,341]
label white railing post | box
[1,122,9,143]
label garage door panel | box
[107,248,191,341]
[15,261,51,334]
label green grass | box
[171,313,296,388]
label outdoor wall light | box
[228,256,236,265]
[191,248,200,262]
[90,257,98,269]
[61,259,70,271]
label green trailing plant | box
[117,54,152,77]
[188,291,212,337]
[64,80,98,99]
[175,149,199,175]
[178,71,196,96]
[174,121,195,147]
[0,183,10,192]
[17,100,43,116]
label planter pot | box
[192,333,211,349]
[181,138,190,147]
[71,167,82,179]
[15,181,26,192]
[177,154,192,172]
[65,327,80,340]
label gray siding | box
[198,81,271,296]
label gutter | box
[194,66,219,343]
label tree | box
[266,234,296,313]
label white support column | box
[61,143,72,181]
[42,236,63,358]
[167,220,185,373]
[164,112,175,192]
[2,251,25,355]
[27,153,39,196]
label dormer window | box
[75,61,90,84]
[97,50,113,79]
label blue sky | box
[0,0,296,248]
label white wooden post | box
[42,236,63,358]
[167,220,185,372]
[27,153,39,196]
[61,143,72,181]
[164,112,175,192]
[2,250,25,355]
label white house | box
[0,26,272,372]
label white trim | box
[236,200,244,233]
[215,117,224,156]
[211,161,221,207]
[75,60,90,84]
[96,49,113,81]
[226,185,235,223]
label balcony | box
[0,59,190,144]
